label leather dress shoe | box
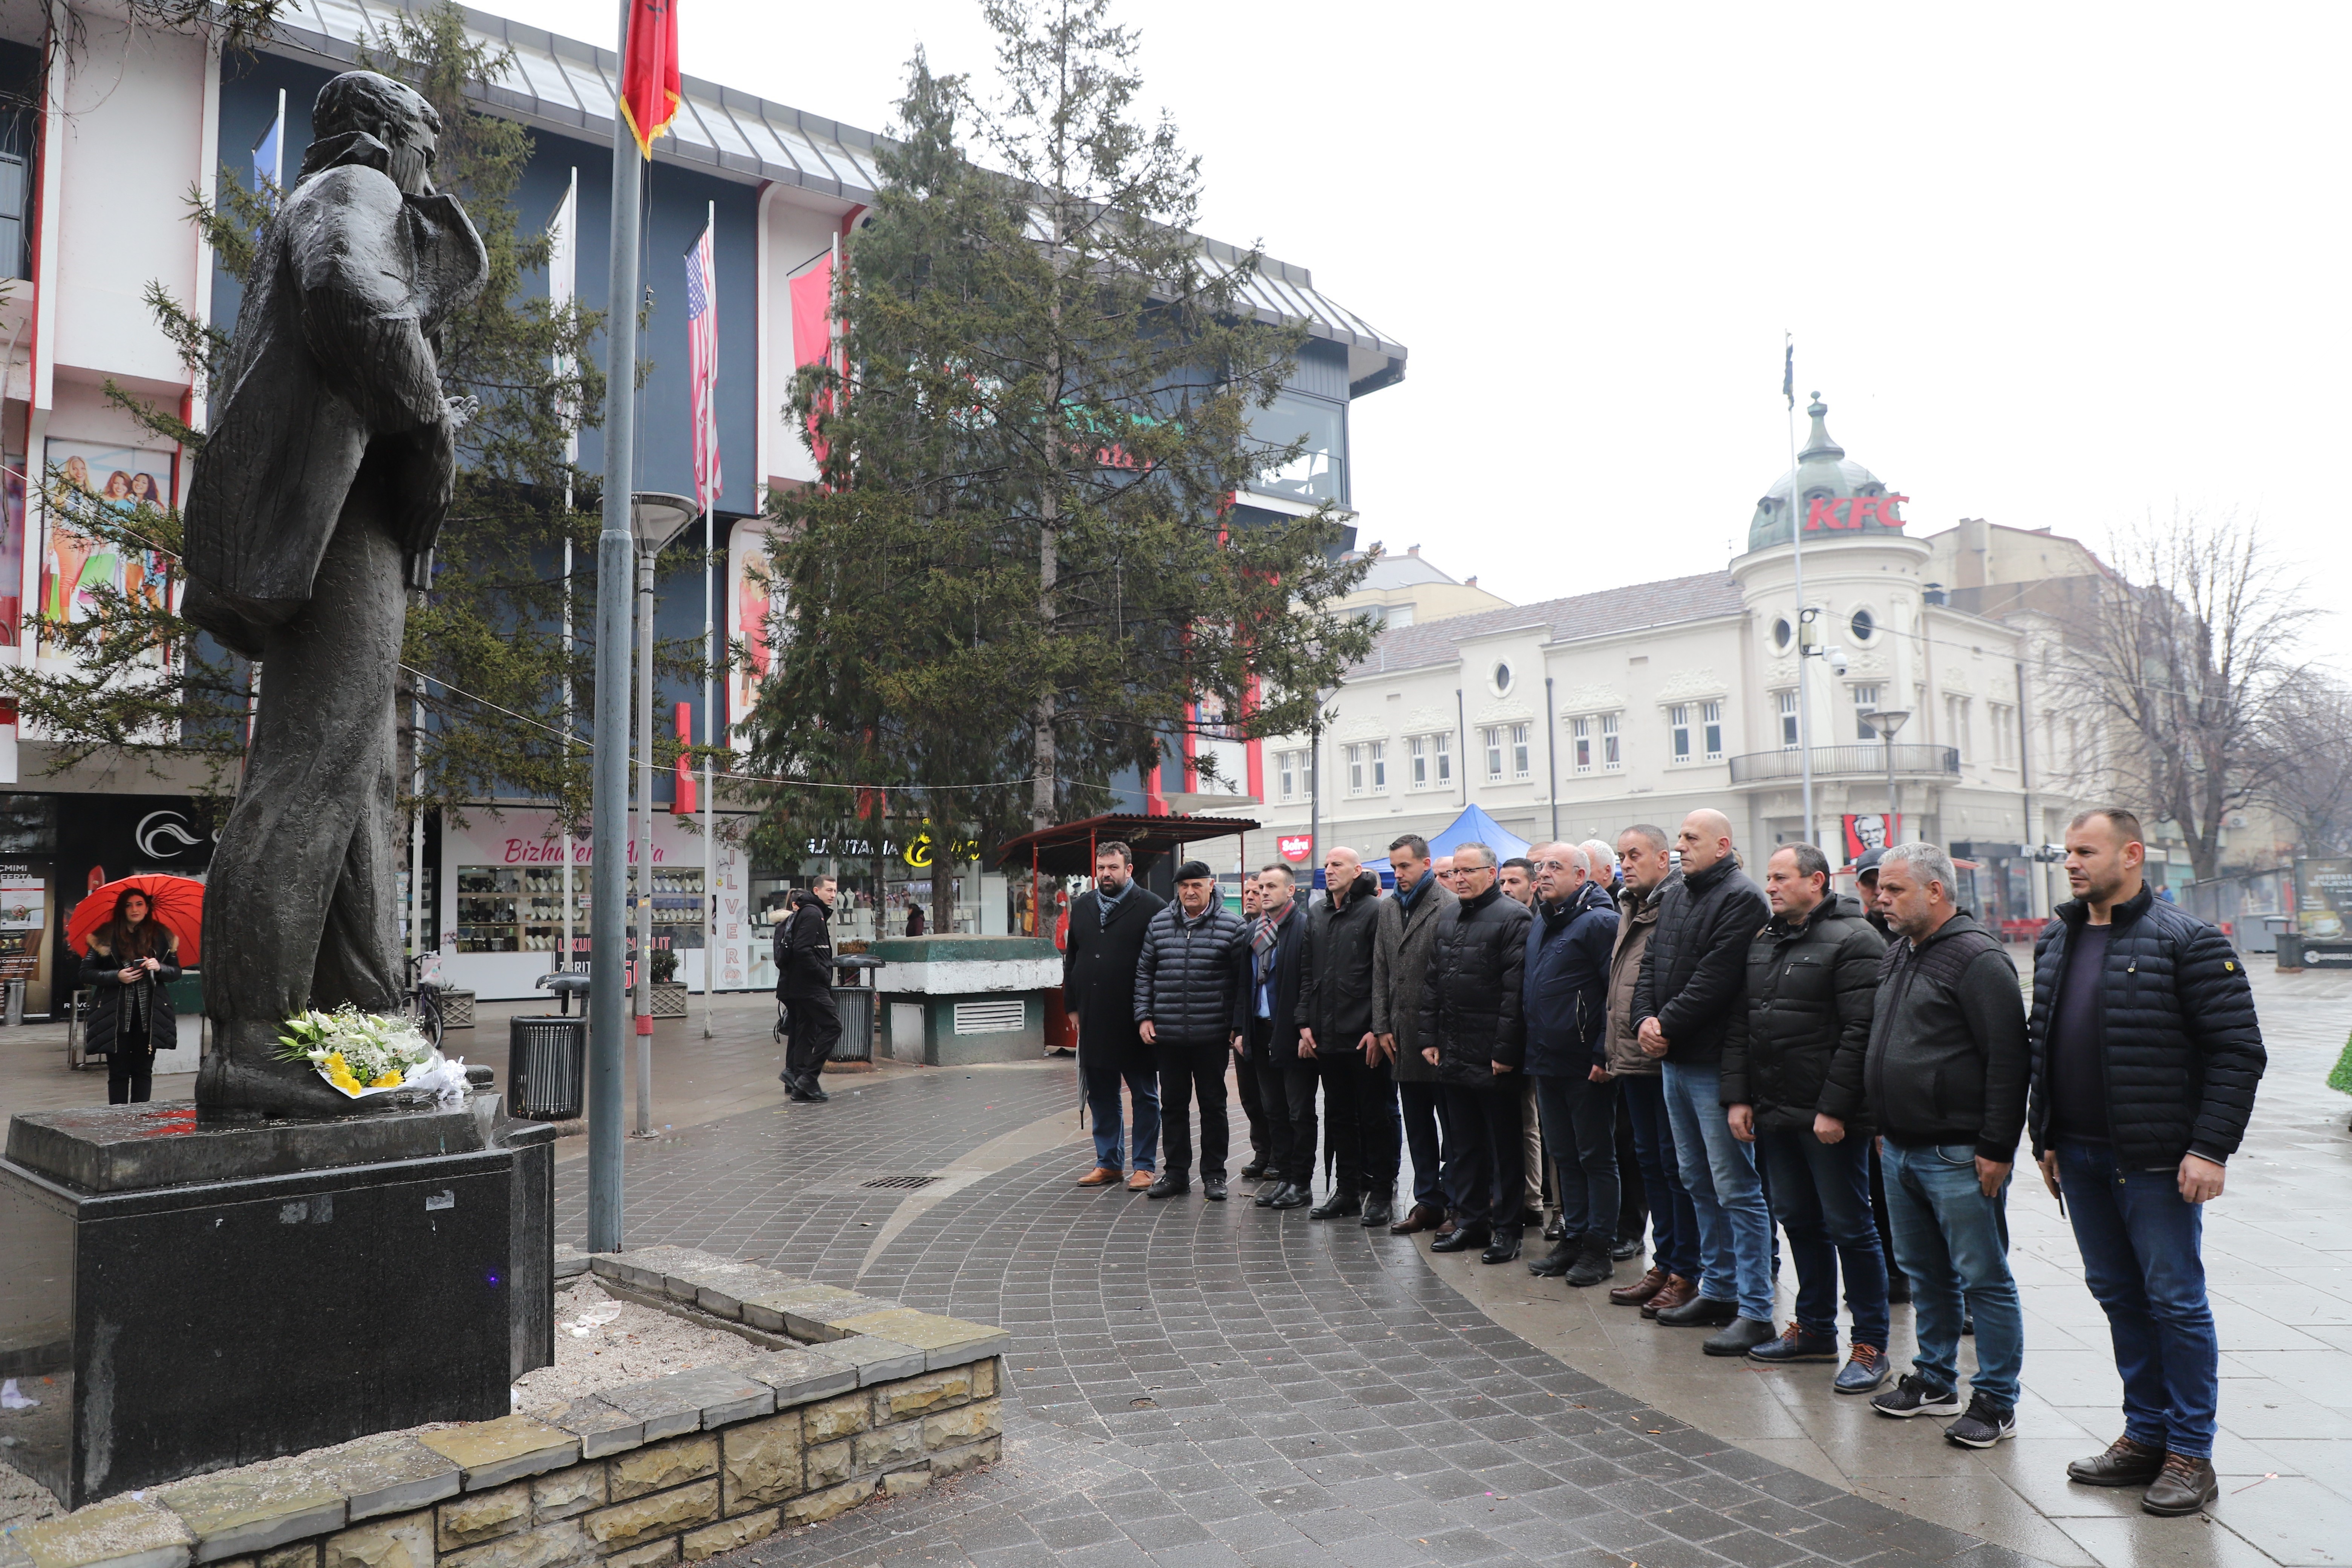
[1266,1182,1312,1210]
[1239,1161,1269,1181]
[1253,1181,1284,1207]
[1359,1193,1394,1228]
[1746,1323,1838,1364]
[1703,1316,1779,1357]
[1076,1166,1121,1187]
[1542,1215,1566,1242]
[2141,1454,2217,1516]
[1202,1176,1228,1202]
[1146,1173,1190,1199]
[1610,1237,1644,1261]
[1528,1239,1578,1277]
[1390,1203,1443,1235]
[1480,1227,1524,1265]
[1611,1265,1672,1306]
[1309,1188,1363,1220]
[1642,1275,1698,1318]
[1434,1216,1459,1238]
[1834,1343,1890,1395]
[1429,1223,1490,1253]
[2069,1435,2167,1487]
[1655,1293,1740,1328]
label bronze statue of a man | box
[182,71,486,1115]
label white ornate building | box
[1229,397,2098,928]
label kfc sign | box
[1806,493,1907,533]
[1277,835,1314,864]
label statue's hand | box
[441,394,480,432]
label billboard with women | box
[38,438,178,657]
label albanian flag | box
[619,0,681,158]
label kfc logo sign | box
[1277,835,1313,864]
[1805,493,1908,532]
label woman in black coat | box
[79,888,183,1104]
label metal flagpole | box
[588,1,643,1252]
[555,167,579,977]
[702,199,716,1040]
[1785,334,1817,850]
[634,534,655,1136]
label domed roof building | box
[1748,395,1906,551]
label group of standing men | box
[1063,804,2266,1516]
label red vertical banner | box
[618,0,681,158]
[670,701,697,816]
[788,254,835,465]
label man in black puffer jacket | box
[2027,808,2266,1518]
[1630,809,1776,1356]
[1418,843,1533,1262]
[1135,860,1253,1202]
[1298,847,1397,1225]
[1722,844,1889,1393]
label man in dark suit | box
[1246,864,1315,1209]
[1063,842,1168,1191]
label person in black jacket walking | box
[1523,844,1620,1285]
[775,877,839,1102]
[1631,810,1777,1356]
[1418,843,1534,1262]
[1064,842,1168,1191]
[1134,860,1252,1202]
[1722,844,1890,1393]
[1246,864,1315,1209]
[1299,847,1398,1224]
[1864,842,2030,1450]
[80,888,184,1104]
[2029,808,2266,1517]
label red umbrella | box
[66,874,206,968]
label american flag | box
[686,223,721,511]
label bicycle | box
[407,950,448,1052]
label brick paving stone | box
[545,1060,2080,1568]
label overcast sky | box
[502,0,2350,672]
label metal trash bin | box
[828,985,875,1063]
[1,978,23,1027]
[508,1015,588,1120]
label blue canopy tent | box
[1322,804,1534,889]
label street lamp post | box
[628,492,700,1139]
[1864,707,1911,844]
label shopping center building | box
[0,0,1405,1007]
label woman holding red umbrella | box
[78,888,184,1104]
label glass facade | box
[1247,390,1347,505]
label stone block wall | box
[0,1250,1006,1568]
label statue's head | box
[311,71,441,195]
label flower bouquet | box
[275,1005,443,1098]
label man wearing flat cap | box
[1134,861,1253,1200]
[182,70,487,1113]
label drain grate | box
[860,1175,940,1191]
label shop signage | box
[1842,814,1900,860]
[1277,834,1312,864]
[135,809,212,860]
[1805,493,1908,533]
[498,837,665,865]
[903,830,981,868]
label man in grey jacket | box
[1374,834,1458,1234]
[1865,842,2030,1451]
[1135,861,1252,1202]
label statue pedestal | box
[0,1098,555,1511]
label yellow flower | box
[369,1070,404,1089]
[324,1052,349,1073]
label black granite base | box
[0,1098,556,1510]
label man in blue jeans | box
[2029,808,2265,1517]
[1723,844,1891,1394]
[1631,809,1777,1357]
[1865,843,2030,1449]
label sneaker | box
[1563,1238,1616,1288]
[1746,1323,1839,1365]
[1943,1392,2018,1449]
[1834,1344,1890,1395]
[1872,1373,1962,1419]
